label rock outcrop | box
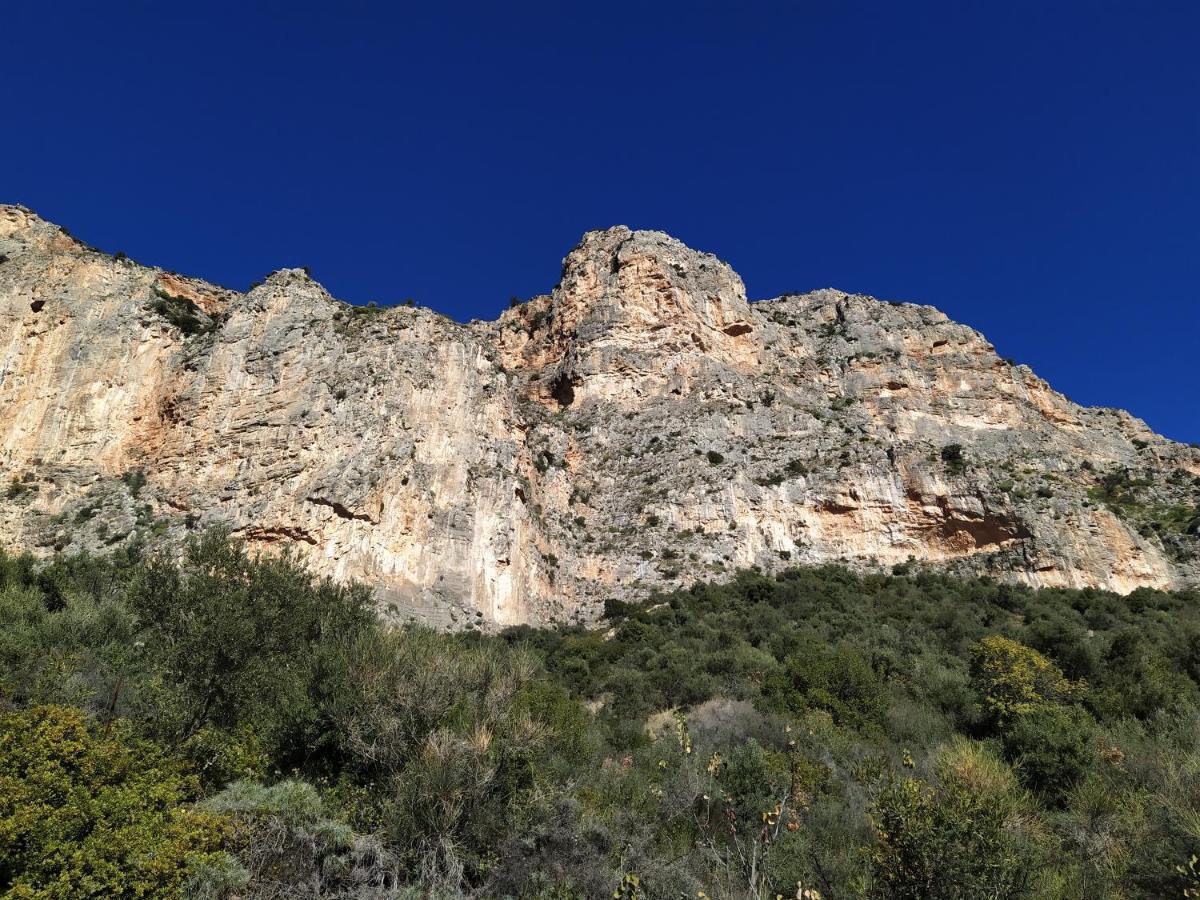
[2,205,1197,627]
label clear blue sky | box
[6,1,1197,442]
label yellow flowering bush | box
[968,635,1077,724]
[0,705,230,899]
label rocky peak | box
[259,267,325,291]
[556,225,749,314]
[0,205,71,256]
[497,226,759,406]
[238,267,338,317]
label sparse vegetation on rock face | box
[150,285,211,336]
[940,442,966,474]
[0,203,1198,629]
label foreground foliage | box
[2,533,1200,897]
[0,705,228,899]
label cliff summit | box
[2,204,1197,626]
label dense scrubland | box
[3,530,1200,898]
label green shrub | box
[969,635,1076,726]
[940,443,965,474]
[0,705,230,898]
[121,468,147,496]
[763,643,888,731]
[4,533,1200,895]
[195,780,394,899]
[150,287,210,336]
[6,478,35,500]
[1001,704,1095,801]
[330,627,595,890]
[126,529,376,774]
[869,739,1045,899]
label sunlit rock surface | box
[1,204,1197,626]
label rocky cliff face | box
[2,205,1197,626]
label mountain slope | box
[1,205,1196,625]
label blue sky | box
[5,1,1197,442]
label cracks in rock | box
[306,495,377,524]
[817,499,858,515]
[158,394,183,425]
[238,524,318,545]
[608,236,632,275]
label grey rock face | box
[1,205,1197,627]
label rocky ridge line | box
[1,205,1197,627]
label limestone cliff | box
[1,205,1197,626]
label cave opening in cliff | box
[549,372,576,408]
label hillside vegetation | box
[2,530,1200,898]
